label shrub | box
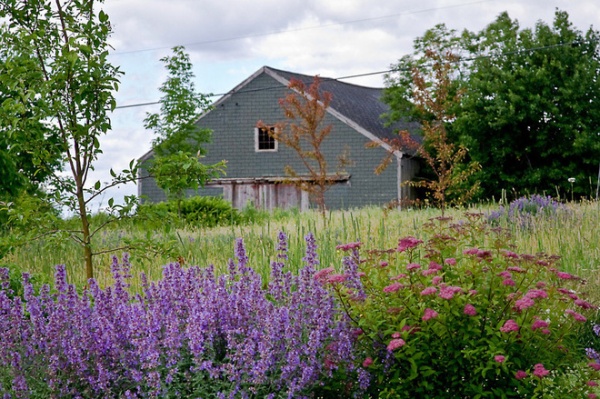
[488,194,565,228]
[328,213,599,398]
[0,233,356,398]
[137,196,241,228]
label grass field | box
[2,201,599,300]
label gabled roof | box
[140,66,418,161]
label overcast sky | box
[87,0,600,212]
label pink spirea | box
[406,263,421,271]
[397,236,423,252]
[444,258,457,266]
[313,266,334,283]
[589,394,598,399]
[432,276,443,285]
[494,355,506,363]
[514,297,535,311]
[391,332,401,339]
[336,242,361,251]
[556,271,576,280]
[362,357,373,368]
[525,289,548,299]
[422,269,438,276]
[575,299,594,309]
[390,273,408,281]
[439,285,462,300]
[379,261,389,268]
[420,287,437,296]
[383,282,403,293]
[533,363,550,378]
[588,380,599,387]
[565,309,587,322]
[464,303,477,316]
[502,279,516,286]
[507,266,526,273]
[589,362,600,371]
[422,308,439,321]
[463,248,480,255]
[498,271,512,279]
[387,338,406,351]
[428,261,443,270]
[327,274,347,284]
[500,319,519,333]
[502,250,519,259]
[515,370,528,380]
[531,319,549,331]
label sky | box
[86,0,600,212]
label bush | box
[0,233,356,398]
[488,194,565,228]
[328,213,599,398]
[137,196,241,228]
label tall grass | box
[2,202,599,300]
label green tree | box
[385,10,600,201]
[143,46,225,214]
[0,0,136,279]
[456,10,600,200]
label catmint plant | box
[331,213,599,398]
[0,233,355,398]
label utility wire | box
[113,38,589,110]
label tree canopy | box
[384,10,600,201]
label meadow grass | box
[2,202,599,300]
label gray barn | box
[138,66,420,210]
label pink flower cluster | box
[383,282,403,293]
[397,236,423,252]
[439,285,462,300]
[565,309,587,323]
[500,319,519,333]
[336,242,362,251]
[531,318,550,334]
[533,363,550,378]
[422,308,439,321]
[463,303,477,316]
[387,338,406,351]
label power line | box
[112,0,494,56]
[113,39,589,111]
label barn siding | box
[139,71,418,210]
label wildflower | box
[313,267,334,283]
[406,263,421,271]
[515,370,528,380]
[588,362,600,371]
[565,309,587,322]
[379,261,388,268]
[397,236,423,252]
[556,271,576,280]
[588,380,599,387]
[498,271,512,279]
[502,250,519,259]
[428,261,443,270]
[422,308,439,321]
[390,273,408,281]
[383,282,403,293]
[494,355,506,363]
[533,363,550,378]
[464,304,477,316]
[507,266,526,273]
[531,319,549,331]
[336,242,361,251]
[444,258,456,266]
[401,325,420,334]
[327,274,346,284]
[432,276,443,285]
[500,319,519,333]
[362,357,373,368]
[502,279,516,286]
[422,269,439,276]
[420,287,437,296]
[387,338,406,351]
[439,285,462,300]
[589,394,598,399]
[575,299,594,309]
[514,297,535,311]
[391,332,401,338]
[469,289,478,296]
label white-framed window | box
[255,126,278,152]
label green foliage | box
[137,196,241,228]
[456,10,600,200]
[332,213,599,398]
[144,46,226,205]
[0,0,139,279]
[384,10,600,201]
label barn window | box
[255,126,277,152]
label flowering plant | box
[0,233,355,398]
[331,213,599,398]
